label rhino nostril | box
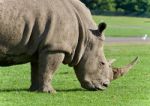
[102,80,110,87]
[102,83,108,87]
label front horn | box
[112,57,139,80]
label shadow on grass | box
[56,88,85,92]
[0,88,87,93]
[0,88,28,93]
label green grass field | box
[0,44,150,106]
[93,16,150,37]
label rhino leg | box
[37,51,64,93]
[29,60,39,91]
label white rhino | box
[0,0,138,93]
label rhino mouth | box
[93,84,107,91]
[81,81,108,91]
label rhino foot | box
[29,84,39,91]
[37,85,56,94]
[29,85,56,93]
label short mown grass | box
[93,16,150,37]
[0,44,150,106]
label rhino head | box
[74,22,138,91]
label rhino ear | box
[98,22,107,33]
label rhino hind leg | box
[37,51,64,93]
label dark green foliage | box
[81,0,150,15]
[81,0,116,11]
[115,0,150,14]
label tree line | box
[81,0,150,16]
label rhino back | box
[0,0,96,65]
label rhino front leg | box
[29,60,39,91]
[38,51,64,93]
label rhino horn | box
[108,59,116,66]
[112,57,139,80]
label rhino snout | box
[80,79,110,91]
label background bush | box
[81,0,150,16]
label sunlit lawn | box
[93,16,150,37]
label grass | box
[93,16,150,37]
[0,44,150,106]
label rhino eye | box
[100,62,105,65]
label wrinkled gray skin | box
[0,0,138,93]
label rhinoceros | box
[0,0,138,93]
